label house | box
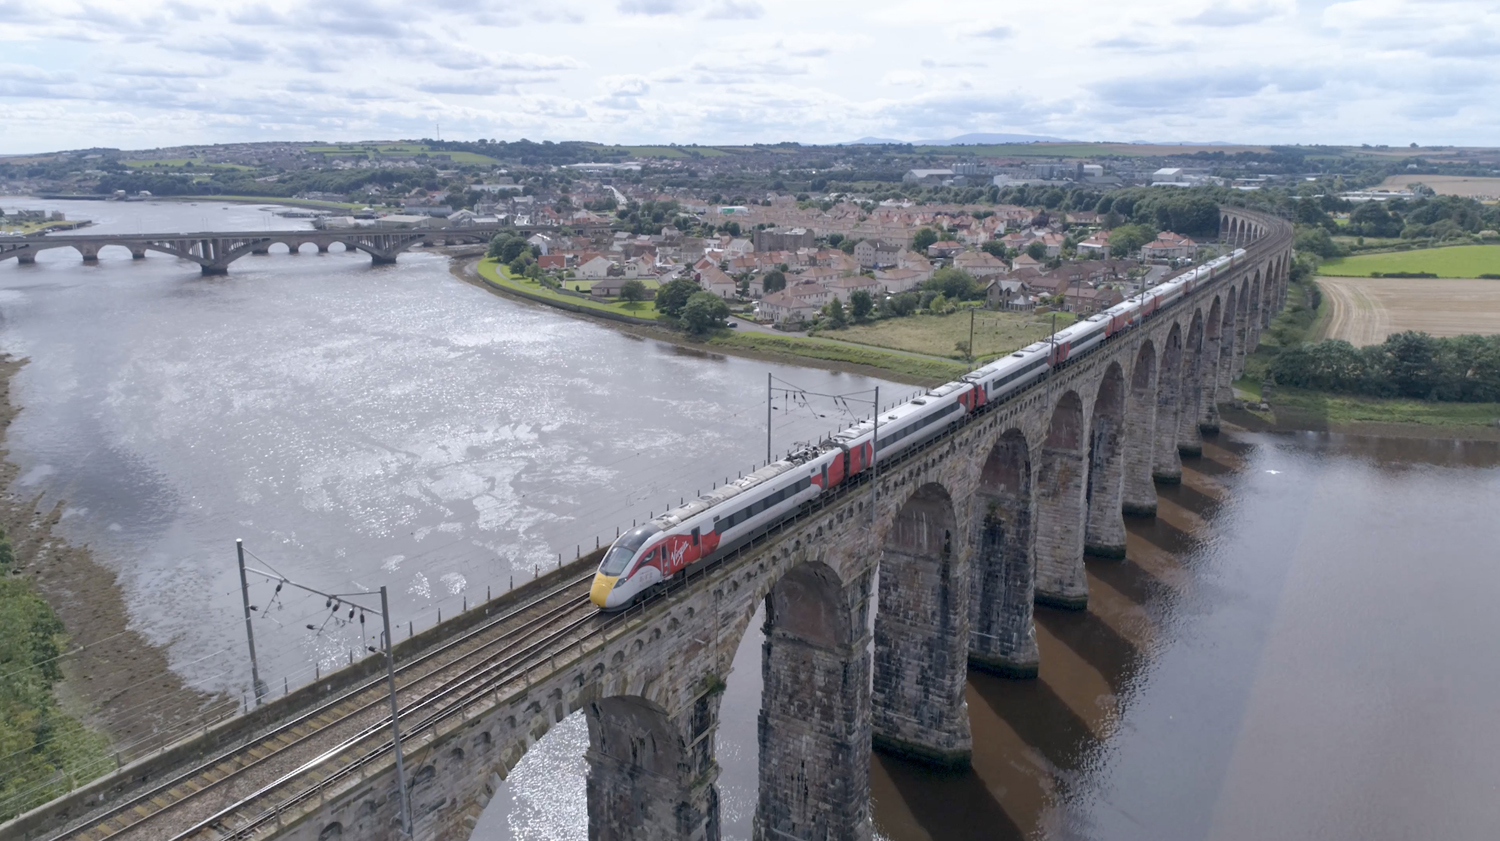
[759,290,821,325]
[825,275,883,305]
[1063,285,1124,314]
[853,238,902,269]
[695,264,739,299]
[798,265,845,285]
[753,226,815,252]
[726,238,754,255]
[527,233,553,255]
[874,267,927,294]
[1077,230,1111,259]
[952,251,1008,279]
[926,241,963,259]
[591,276,653,299]
[578,255,614,279]
[1040,232,1066,258]
[1141,232,1198,260]
[623,255,655,279]
[1011,253,1043,271]
[538,254,566,271]
[784,280,832,307]
[986,279,1032,311]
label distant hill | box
[842,132,1073,146]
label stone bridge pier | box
[44,208,1290,841]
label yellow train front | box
[590,524,663,611]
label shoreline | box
[1219,402,1500,441]
[0,356,220,763]
[448,254,943,387]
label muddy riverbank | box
[0,356,221,763]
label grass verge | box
[475,258,659,320]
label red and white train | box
[590,248,1248,609]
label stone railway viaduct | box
[9,209,1291,841]
[0,225,524,275]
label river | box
[3,199,1498,840]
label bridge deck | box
[52,572,612,841]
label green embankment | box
[1317,245,1500,278]
[0,529,110,821]
[474,258,660,321]
[1235,275,1499,432]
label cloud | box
[882,70,925,87]
[110,63,227,79]
[166,36,274,63]
[971,25,1013,40]
[618,0,694,15]
[705,0,763,19]
[1185,2,1281,26]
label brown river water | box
[3,200,1499,839]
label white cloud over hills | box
[0,0,1495,152]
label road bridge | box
[0,225,529,275]
[3,209,1293,841]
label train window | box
[601,525,660,575]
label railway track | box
[57,572,602,841]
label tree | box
[681,291,730,334]
[839,238,858,255]
[619,279,648,306]
[928,293,951,314]
[762,270,787,294]
[1025,240,1047,261]
[849,289,873,321]
[924,267,980,301]
[823,296,848,327]
[1106,223,1154,258]
[826,233,844,247]
[1294,226,1341,259]
[911,227,940,253]
[655,277,700,319]
[981,240,1007,259]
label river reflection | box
[5,200,1499,840]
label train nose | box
[590,574,618,609]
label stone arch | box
[1035,390,1088,609]
[1153,321,1185,483]
[969,428,1037,677]
[1176,310,1206,457]
[758,560,872,840]
[1084,362,1128,558]
[1248,273,1263,352]
[1122,340,1159,516]
[1218,285,1239,403]
[1200,295,1224,433]
[318,821,343,841]
[873,482,970,766]
[584,693,717,839]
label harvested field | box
[1378,174,1500,199]
[1315,276,1500,345]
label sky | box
[0,0,1496,154]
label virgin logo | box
[669,542,689,568]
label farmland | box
[1377,174,1500,199]
[1316,245,1500,278]
[1315,276,1500,344]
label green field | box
[123,159,253,171]
[476,259,659,319]
[707,331,969,384]
[560,277,661,293]
[306,144,500,165]
[1317,245,1500,278]
[831,309,1076,360]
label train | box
[589,248,1248,610]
